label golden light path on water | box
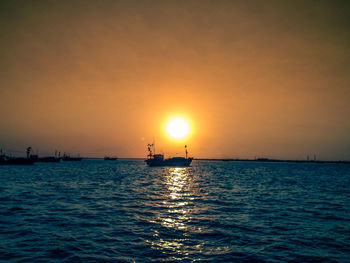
[147,167,204,260]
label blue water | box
[0,160,349,262]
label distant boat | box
[104,157,118,161]
[0,148,34,165]
[0,149,34,165]
[62,154,82,161]
[26,147,61,163]
[145,144,193,167]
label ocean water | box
[0,160,349,262]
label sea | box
[0,159,349,262]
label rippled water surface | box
[1,160,350,262]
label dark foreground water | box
[0,160,349,262]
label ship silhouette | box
[62,153,82,161]
[0,148,34,165]
[104,156,118,161]
[26,147,61,162]
[145,144,193,167]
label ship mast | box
[185,145,188,159]
[153,139,156,155]
[26,147,32,159]
[147,144,153,158]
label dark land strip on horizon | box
[86,157,350,164]
[194,158,350,164]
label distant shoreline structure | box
[194,158,350,164]
[1,148,349,164]
[88,157,350,164]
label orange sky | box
[0,0,349,160]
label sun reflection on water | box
[162,168,191,231]
[146,167,204,259]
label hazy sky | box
[1,0,349,159]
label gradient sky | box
[0,0,349,159]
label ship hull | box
[146,157,193,167]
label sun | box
[166,117,191,140]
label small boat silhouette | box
[62,154,82,161]
[26,147,61,162]
[104,156,118,161]
[0,148,34,165]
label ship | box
[104,156,118,161]
[26,147,61,163]
[145,144,193,167]
[0,148,34,165]
[62,153,82,161]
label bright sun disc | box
[166,118,190,140]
